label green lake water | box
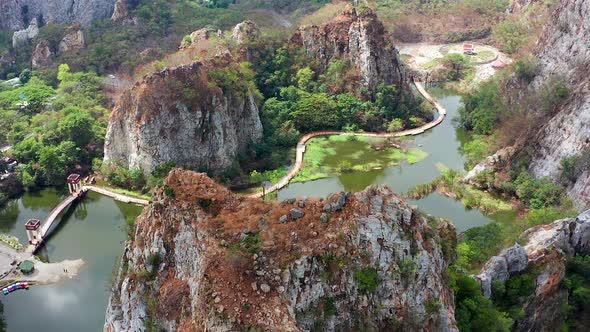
[0,189,142,332]
[279,88,515,231]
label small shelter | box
[19,260,35,274]
[463,43,476,55]
[25,219,41,245]
[67,173,82,194]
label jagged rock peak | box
[58,24,86,53]
[231,21,260,45]
[12,18,39,48]
[105,170,459,331]
[103,57,263,176]
[31,40,53,69]
[292,3,408,94]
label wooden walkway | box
[25,186,149,253]
[248,82,446,198]
[83,186,150,206]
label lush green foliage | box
[459,79,505,135]
[562,255,590,331]
[354,267,381,293]
[451,272,513,331]
[3,65,107,188]
[513,172,564,209]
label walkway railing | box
[247,81,447,198]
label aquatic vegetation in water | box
[292,135,428,183]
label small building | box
[463,43,476,55]
[67,173,82,194]
[25,219,41,245]
[19,260,35,274]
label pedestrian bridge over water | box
[25,174,149,253]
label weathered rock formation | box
[476,210,590,331]
[520,0,590,208]
[58,24,85,53]
[0,0,117,30]
[11,18,39,48]
[232,21,260,45]
[291,5,409,94]
[179,28,211,49]
[103,58,263,175]
[105,170,458,331]
[31,40,53,68]
[111,0,131,23]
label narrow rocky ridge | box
[105,169,458,331]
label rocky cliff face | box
[291,5,408,94]
[0,0,116,30]
[103,58,263,176]
[476,210,590,331]
[519,0,590,208]
[105,170,458,331]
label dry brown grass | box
[299,1,348,26]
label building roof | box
[492,59,507,68]
[25,219,41,230]
[19,260,34,273]
[67,173,81,184]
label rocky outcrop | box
[11,18,39,48]
[103,58,263,176]
[0,0,117,31]
[476,210,590,331]
[31,40,53,68]
[179,28,211,49]
[105,170,459,331]
[521,0,590,208]
[111,0,131,23]
[231,21,260,45]
[508,0,540,13]
[58,24,85,53]
[464,146,516,185]
[291,5,408,94]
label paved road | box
[248,81,447,198]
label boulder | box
[31,40,53,68]
[58,24,85,53]
[12,18,39,48]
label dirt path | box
[247,81,446,198]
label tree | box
[38,146,66,185]
[292,93,339,131]
[441,53,469,81]
[57,110,95,146]
[19,69,31,84]
[296,67,315,92]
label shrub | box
[514,58,539,83]
[354,267,381,293]
[163,185,175,198]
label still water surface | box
[279,88,514,231]
[0,189,142,332]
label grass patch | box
[293,135,428,183]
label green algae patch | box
[292,135,428,183]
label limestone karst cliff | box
[291,5,409,94]
[0,0,117,30]
[105,170,458,331]
[103,57,263,176]
[476,210,590,331]
[519,0,590,207]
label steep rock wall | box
[523,0,590,208]
[291,5,408,94]
[0,0,116,30]
[105,170,458,331]
[476,210,590,331]
[103,60,263,175]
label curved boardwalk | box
[248,82,446,198]
[83,186,150,206]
